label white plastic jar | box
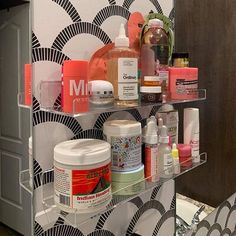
[54,139,112,213]
[88,80,114,108]
[103,120,142,172]
[112,164,145,195]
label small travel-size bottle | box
[144,116,159,182]
[158,125,173,178]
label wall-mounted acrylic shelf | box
[20,169,33,195]
[38,153,207,229]
[39,88,206,118]
[17,92,31,109]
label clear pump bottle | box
[106,23,139,107]
[158,125,173,178]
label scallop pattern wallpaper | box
[31,0,175,235]
[186,193,236,236]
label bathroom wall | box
[175,0,236,207]
[32,0,175,235]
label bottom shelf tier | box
[37,153,207,229]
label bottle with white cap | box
[106,23,139,107]
[158,125,173,178]
[144,116,159,182]
[184,108,200,163]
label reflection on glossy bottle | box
[106,24,139,107]
[141,19,169,97]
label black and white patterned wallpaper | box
[186,193,236,236]
[32,0,175,235]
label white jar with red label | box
[54,139,112,213]
[103,120,142,172]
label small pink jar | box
[177,144,192,169]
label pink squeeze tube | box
[168,67,198,100]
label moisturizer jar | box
[88,80,114,108]
[54,139,112,213]
[103,120,142,172]
[140,86,162,103]
[112,165,145,195]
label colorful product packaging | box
[169,67,198,100]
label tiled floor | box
[0,223,22,236]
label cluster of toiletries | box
[23,14,199,112]
[53,105,200,213]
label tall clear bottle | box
[158,125,173,178]
[141,19,169,96]
[106,24,139,107]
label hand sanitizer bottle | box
[158,125,173,178]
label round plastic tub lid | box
[103,120,141,136]
[140,86,161,93]
[112,165,144,182]
[54,139,111,166]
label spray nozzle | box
[115,23,129,47]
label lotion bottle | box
[158,125,173,178]
[184,108,200,163]
[106,23,139,107]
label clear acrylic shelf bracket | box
[38,153,207,229]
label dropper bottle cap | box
[145,116,158,144]
[115,23,129,48]
[159,125,169,144]
[158,117,163,135]
[172,143,179,159]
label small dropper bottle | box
[158,125,173,178]
[144,116,159,182]
[172,143,180,174]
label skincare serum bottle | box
[106,23,139,107]
[158,125,173,178]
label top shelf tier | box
[18,89,206,117]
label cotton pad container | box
[54,139,112,213]
[103,120,142,172]
[112,165,145,195]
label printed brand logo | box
[123,73,136,80]
[69,80,88,96]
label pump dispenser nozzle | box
[115,23,129,47]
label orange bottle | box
[106,24,139,107]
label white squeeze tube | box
[184,108,200,163]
